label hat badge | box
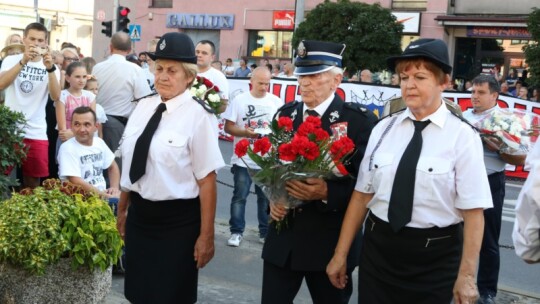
[297,41,306,58]
[159,39,167,51]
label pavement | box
[104,219,540,304]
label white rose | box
[208,93,220,103]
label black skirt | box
[358,213,463,304]
[124,192,201,304]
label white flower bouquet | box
[474,108,540,155]
[190,76,227,116]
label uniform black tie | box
[129,103,167,183]
[306,109,319,117]
[388,119,431,232]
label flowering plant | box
[474,108,539,155]
[191,76,227,115]
[234,116,355,231]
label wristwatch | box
[46,65,57,73]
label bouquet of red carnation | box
[191,76,227,115]
[234,116,355,231]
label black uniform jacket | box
[262,94,377,271]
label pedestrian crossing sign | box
[129,24,141,41]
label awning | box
[435,15,528,27]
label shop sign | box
[273,11,295,30]
[467,26,531,39]
[166,13,234,30]
[392,12,421,34]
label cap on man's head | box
[147,32,197,64]
[294,40,346,76]
[386,38,452,74]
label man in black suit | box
[261,40,377,303]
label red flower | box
[278,143,297,161]
[253,137,271,156]
[313,128,330,141]
[235,139,250,157]
[330,137,355,160]
[291,136,320,161]
[297,121,317,137]
[305,116,322,127]
[278,117,293,131]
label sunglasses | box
[64,57,79,62]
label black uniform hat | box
[387,38,452,74]
[294,40,346,76]
[147,32,197,64]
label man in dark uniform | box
[261,40,377,303]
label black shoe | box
[477,295,496,304]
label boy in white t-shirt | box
[221,67,284,246]
[57,106,120,198]
[0,22,61,188]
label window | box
[392,0,427,10]
[248,30,293,59]
[148,0,172,8]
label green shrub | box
[0,105,27,198]
[0,179,123,275]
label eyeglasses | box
[64,57,79,62]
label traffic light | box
[101,21,112,37]
[116,6,131,33]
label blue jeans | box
[478,171,505,297]
[229,165,269,238]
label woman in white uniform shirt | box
[327,39,493,304]
[116,32,224,303]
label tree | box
[292,0,403,73]
[524,7,540,89]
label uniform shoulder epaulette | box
[449,110,479,132]
[192,96,216,114]
[376,108,405,125]
[344,102,368,114]
[277,100,299,112]
[132,92,158,103]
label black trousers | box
[358,213,463,304]
[124,192,200,304]
[262,260,353,304]
[478,171,505,297]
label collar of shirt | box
[303,93,334,117]
[108,54,128,62]
[158,89,193,114]
[398,99,449,129]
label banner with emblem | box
[222,77,540,179]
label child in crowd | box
[84,76,107,138]
[55,61,96,152]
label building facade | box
[0,0,94,56]
[89,0,535,82]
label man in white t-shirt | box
[0,22,61,188]
[58,106,120,198]
[222,67,284,246]
[195,40,229,100]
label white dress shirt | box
[356,102,493,228]
[512,142,540,262]
[119,90,225,200]
[93,54,152,117]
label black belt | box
[107,115,128,126]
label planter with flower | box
[191,76,227,115]
[234,116,355,232]
[0,179,123,304]
[473,108,540,155]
